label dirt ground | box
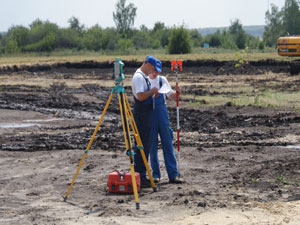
[1,60,300,225]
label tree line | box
[0,0,299,55]
[263,0,300,47]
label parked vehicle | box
[278,36,300,56]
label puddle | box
[283,145,300,150]
[0,123,41,128]
[24,118,64,122]
[0,118,66,128]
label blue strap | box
[137,71,151,90]
[158,76,165,104]
[159,76,163,88]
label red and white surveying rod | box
[171,60,183,176]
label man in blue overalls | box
[131,56,160,188]
[148,60,182,184]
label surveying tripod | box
[63,58,156,210]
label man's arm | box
[136,87,158,102]
[168,85,181,100]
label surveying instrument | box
[63,58,157,210]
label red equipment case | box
[107,171,140,193]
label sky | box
[0,0,286,32]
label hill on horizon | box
[198,25,265,37]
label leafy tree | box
[151,22,170,48]
[83,25,103,51]
[113,0,137,37]
[263,4,283,47]
[229,19,241,35]
[220,29,237,49]
[131,29,152,49]
[168,25,191,54]
[40,32,57,51]
[210,36,221,47]
[208,30,222,47]
[247,35,260,49]
[153,22,165,33]
[2,20,59,53]
[229,19,247,49]
[56,28,81,49]
[101,28,119,50]
[236,32,247,49]
[160,29,171,48]
[68,16,84,32]
[152,29,170,48]
[189,29,203,47]
[5,39,19,53]
[24,32,57,52]
[27,19,59,44]
[282,0,300,35]
[259,41,265,50]
[29,19,43,29]
[7,26,30,49]
[151,39,161,49]
[263,0,300,46]
[118,38,133,54]
[140,24,148,32]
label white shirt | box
[131,69,149,99]
[148,75,173,98]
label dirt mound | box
[0,59,298,75]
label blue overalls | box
[133,75,153,181]
[149,76,179,180]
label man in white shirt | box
[131,56,160,188]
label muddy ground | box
[1,60,300,224]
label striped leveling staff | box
[171,60,183,176]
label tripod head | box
[113,57,125,84]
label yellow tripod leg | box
[118,93,140,209]
[129,164,140,209]
[124,94,156,191]
[63,93,114,201]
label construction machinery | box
[277,35,300,56]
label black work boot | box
[141,178,151,188]
[169,176,183,184]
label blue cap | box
[145,56,162,73]
[156,60,162,72]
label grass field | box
[0,48,297,66]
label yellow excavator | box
[277,35,300,56]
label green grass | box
[277,174,287,184]
[187,90,300,108]
[0,47,298,66]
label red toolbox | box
[107,171,140,193]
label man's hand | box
[136,87,158,102]
[151,86,159,95]
[175,85,181,95]
[169,85,181,100]
[151,87,159,98]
